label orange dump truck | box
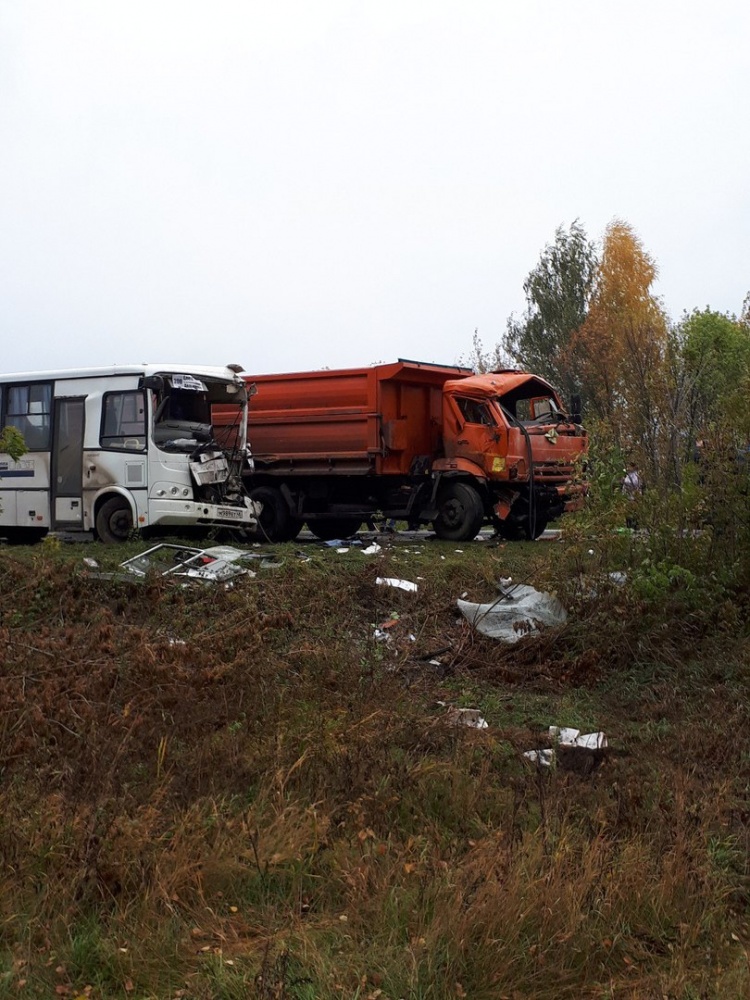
[217,360,587,542]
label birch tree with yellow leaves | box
[568,220,671,482]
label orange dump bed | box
[243,361,471,475]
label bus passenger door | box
[51,397,86,527]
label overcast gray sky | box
[1,0,748,375]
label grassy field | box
[1,520,749,999]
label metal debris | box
[118,543,280,583]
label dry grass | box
[1,531,749,998]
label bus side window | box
[4,383,52,449]
[101,391,146,451]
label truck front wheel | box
[249,486,302,543]
[433,482,485,541]
[308,518,362,541]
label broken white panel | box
[548,726,607,749]
[376,577,418,592]
[548,726,581,744]
[457,585,567,642]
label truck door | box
[445,395,504,473]
[51,397,85,527]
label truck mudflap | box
[492,488,521,522]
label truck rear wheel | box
[433,482,485,541]
[249,486,301,542]
[308,518,362,541]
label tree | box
[503,220,597,402]
[0,426,27,463]
[568,220,670,481]
[677,308,750,445]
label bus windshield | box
[151,374,246,452]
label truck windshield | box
[497,394,564,424]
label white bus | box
[0,363,259,543]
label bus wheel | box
[433,482,485,541]
[96,496,134,543]
[308,518,362,541]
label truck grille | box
[533,461,577,482]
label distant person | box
[622,461,643,498]
[622,461,643,528]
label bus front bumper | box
[148,498,259,529]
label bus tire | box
[433,482,485,541]
[96,496,134,544]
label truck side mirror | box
[570,394,582,424]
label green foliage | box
[678,307,750,434]
[0,426,27,464]
[631,556,697,603]
[503,219,598,400]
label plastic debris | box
[523,749,555,766]
[362,543,382,555]
[548,726,607,749]
[524,726,608,772]
[447,707,489,729]
[376,577,418,592]
[457,584,567,642]
[537,528,563,541]
[82,557,99,568]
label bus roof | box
[0,363,246,383]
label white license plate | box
[217,507,244,520]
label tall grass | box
[1,533,749,997]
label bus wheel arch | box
[95,493,136,543]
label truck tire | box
[249,486,301,543]
[96,496,134,543]
[308,518,362,541]
[496,513,548,541]
[433,482,485,541]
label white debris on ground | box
[376,577,418,592]
[524,726,608,769]
[446,707,489,729]
[457,584,567,642]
